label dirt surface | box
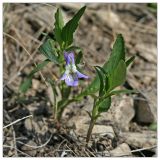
[3,3,157,157]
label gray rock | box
[24,118,32,131]
[76,123,115,139]
[134,93,154,124]
[92,125,115,139]
[120,131,157,148]
[113,95,135,131]
[110,143,132,157]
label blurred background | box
[3,3,157,157]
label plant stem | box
[57,107,64,122]
[86,118,96,144]
[86,99,98,144]
[54,103,58,120]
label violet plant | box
[20,6,135,143]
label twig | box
[65,144,77,157]
[3,115,33,129]
[85,148,96,157]
[83,148,91,157]
[57,139,67,150]
[52,139,67,155]
[109,145,157,157]
[131,145,157,153]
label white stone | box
[110,143,132,157]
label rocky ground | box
[3,3,157,157]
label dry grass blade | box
[131,145,157,153]
[3,115,33,129]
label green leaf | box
[95,67,104,96]
[48,78,58,96]
[109,60,126,90]
[54,8,64,46]
[147,3,157,12]
[65,45,82,52]
[109,89,138,96]
[62,6,86,47]
[105,75,110,92]
[126,55,135,67]
[75,51,83,64]
[29,59,50,77]
[105,34,125,75]
[98,97,111,113]
[76,34,125,98]
[19,59,50,93]
[95,66,107,75]
[62,85,71,99]
[57,98,75,119]
[149,122,157,131]
[148,3,157,9]
[57,99,68,109]
[19,77,32,93]
[95,66,110,93]
[39,39,59,64]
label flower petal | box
[64,52,70,65]
[64,74,78,87]
[62,51,88,87]
[60,73,67,80]
[68,52,75,64]
[72,75,78,86]
[77,71,89,79]
[65,74,73,86]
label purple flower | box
[60,52,88,86]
